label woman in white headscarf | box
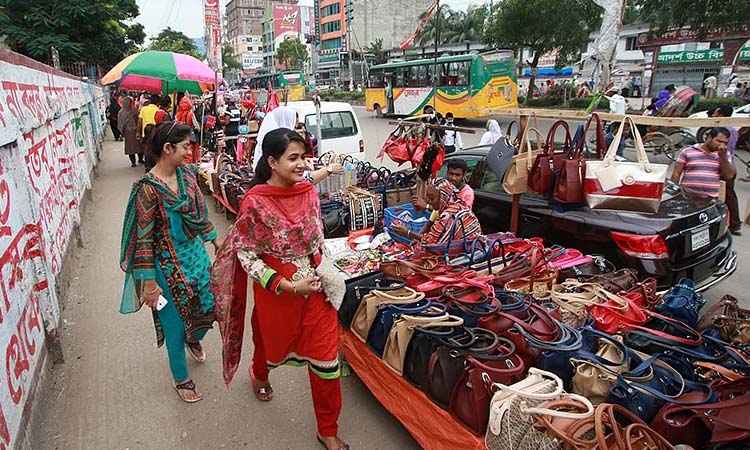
[252,106,299,169]
[479,119,503,146]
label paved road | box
[31,107,750,450]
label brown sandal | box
[186,341,206,363]
[317,435,350,450]
[249,366,273,401]
[173,379,203,403]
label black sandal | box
[317,435,350,450]
[173,379,203,403]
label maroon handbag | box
[651,388,750,448]
[528,120,572,195]
[448,344,526,435]
[553,113,606,204]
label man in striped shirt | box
[671,127,735,199]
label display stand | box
[339,326,485,450]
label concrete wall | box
[350,0,433,50]
[0,49,103,449]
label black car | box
[441,145,737,293]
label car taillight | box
[359,139,365,152]
[610,231,670,260]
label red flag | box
[265,81,279,113]
[400,0,439,50]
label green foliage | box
[364,39,388,65]
[568,96,610,110]
[222,44,242,73]
[276,38,309,70]
[416,5,488,46]
[0,0,144,67]
[525,96,562,107]
[633,0,750,37]
[694,97,745,112]
[315,90,365,102]
[149,27,201,59]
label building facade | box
[261,5,315,75]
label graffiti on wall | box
[0,52,102,449]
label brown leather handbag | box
[580,268,639,294]
[553,113,606,204]
[502,125,545,195]
[546,281,608,327]
[379,256,442,278]
[697,295,750,345]
[528,120,572,195]
[382,311,463,375]
[350,287,424,342]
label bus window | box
[446,61,470,86]
[395,68,405,87]
[409,65,420,86]
[369,70,384,88]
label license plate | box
[691,227,710,251]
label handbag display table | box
[339,326,485,450]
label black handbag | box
[403,325,471,391]
[338,273,405,329]
[321,200,349,238]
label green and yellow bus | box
[366,50,518,118]
[246,70,306,102]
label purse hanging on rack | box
[528,120,572,195]
[553,113,606,204]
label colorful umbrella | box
[101,51,220,95]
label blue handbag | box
[654,278,705,327]
[366,299,444,357]
[608,353,716,422]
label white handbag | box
[584,117,668,214]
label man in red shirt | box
[671,127,735,200]
[413,159,474,210]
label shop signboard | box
[657,47,750,64]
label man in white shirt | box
[605,87,627,115]
[441,112,463,154]
[703,74,717,98]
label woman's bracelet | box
[291,279,297,296]
[406,229,411,238]
[144,285,160,295]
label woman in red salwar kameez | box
[211,128,348,450]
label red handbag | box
[553,113,606,204]
[380,127,410,164]
[588,290,647,334]
[528,120,571,195]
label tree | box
[275,38,309,70]
[0,0,144,67]
[148,27,201,59]
[633,0,750,37]
[483,0,601,103]
[442,6,486,44]
[364,38,388,65]
[416,6,454,46]
[222,43,242,77]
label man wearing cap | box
[605,86,627,115]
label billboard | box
[273,5,302,69]
[204,0,222,70]
[242,53,264,71]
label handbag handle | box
[624,423,677,450]
[523,126,547,170]
[523,393,595,419]
[631,310,703,346]
[545,120,572,156]
[514,320,582,352]
[403,313,464,329]
[572,112,606,159]
[603,116,654,172]
[491,367,564,398]
[370,287,424,303]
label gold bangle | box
[144,286,160,295]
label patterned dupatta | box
[119,166,215,344]
[211,181,323,384]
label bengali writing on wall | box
[0,54,103,449]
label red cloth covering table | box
[339,326,485,450]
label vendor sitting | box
[391,177,482,245]
[413,159,474,208]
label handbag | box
[584,117,668,214]
[589,290,647,334]
[379,126,410,164]
[339,273,404,329]
[557,255,615,281]
[403,325,473,390]
[421,214,475,260]
[449,342,527,435]
[346,186,382,231]
[581,268,639,294]
[547,281,608,328]
[653,278,704,327]
[502,126,545,194]
[366,297,436,357]
[485,368,590,450]
[350,287,424,342]
[528,120,572,195]
[697,295,750,345]
[384,172,416,207]
[571,333,630,405]
[316,253,346,311]
[553,113,606,204]
[320,200,349,238]
[382,311,463,375]
[502,246,558,297]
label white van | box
[285,101,365,156]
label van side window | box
[305,111,359,139]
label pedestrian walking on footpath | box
[703,74,718,99]
[119,121,220,403]
[212,128,349,450]
[117,96,141,167]
[107,93,122,141]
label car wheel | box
[696,127,710,143]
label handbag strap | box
[624,424,677,450]
[370,287,423,303]
[631,310,703,346]
[572,112,606,159]
[491,367,565,398]
[514,320,582,352]
[619,354,715,404]
[545,120,572,156]
[522,393,595,419]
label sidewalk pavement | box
[29,138,419,450]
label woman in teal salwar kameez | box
[120,121,219,403]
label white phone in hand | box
[156,295,168,311]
